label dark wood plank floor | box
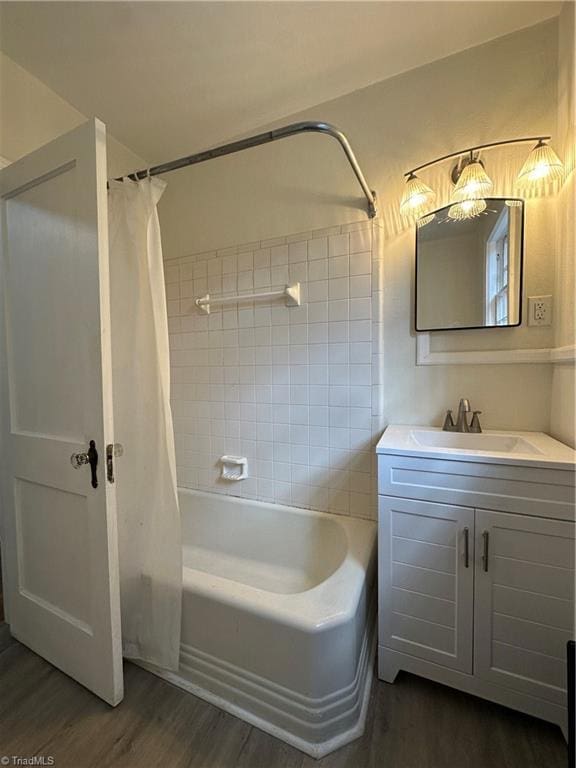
[0,638,567,768]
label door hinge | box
[106,443,124,483]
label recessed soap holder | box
[220,455,248,481]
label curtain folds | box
[108,178,181,670]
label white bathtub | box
[148,489,377,758]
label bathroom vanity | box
[376,425,575,736]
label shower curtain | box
[108,177,181,670]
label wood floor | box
[0,634,567,768]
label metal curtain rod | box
[114,121,378,218]
[405,136,551,176]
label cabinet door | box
[379,496,474,673]
[474,509,575,706]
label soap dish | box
[220,455,248,481]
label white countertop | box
[376,425,576,471]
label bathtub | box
[146,488,377,758]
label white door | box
[474,509,574,707]
[0,119,123,705]
[379,496,474,673]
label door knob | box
[106,443,124,483]
[70,440,98,488]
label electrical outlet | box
[528,295,552,326]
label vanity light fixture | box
[517,139,565,185]
[400,172,436,218]
[401,135,564,221]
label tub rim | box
[178,487,377,632]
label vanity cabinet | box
[377,430,575,737]
[473,509,574,708]
[378,497,474,674]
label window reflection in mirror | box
[415,199,524,331]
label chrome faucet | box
[456,398,471,432]
[442,398,482,433]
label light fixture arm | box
[404,136,551,177]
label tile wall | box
[164,220,382,520]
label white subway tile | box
[349,297,371,321]
[329,254,349,278]
[289,262,308,282]
[349,320,371,342]
[252,248,270,268]
[291,366,309,385]
[350,228,372,254]
[328,300,348,322]
[290,444,310,464]
[308,259,328,281]
[290,325,308,345]
[289,241,308,263]
[237,252,253,271]
[309,323,328,343]
[308,237,328,261]
[271,265,289,285]
[310,406,328,426]
[271,244,289,265]
[329,277,349,300]
[350,275,371,298]
[329,386,350,407]
[328,233,349,258]
[171,224,376,518]
[308,280,328,302]
[222,254,237,274]
[309,385,328,405]
[308,302,328,323]
[349,251,371,276]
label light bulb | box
[400,173,435,217]
[517,140,564,186]
[452,160,493,201]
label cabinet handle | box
[463,527,470,568]
[482,530,489,572]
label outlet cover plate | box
[528,295,552,327]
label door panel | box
[474,509,575,706]
[0,119,123,705]
[379,496,474,673]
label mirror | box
[415,198,524,331]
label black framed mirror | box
[415,198,524,332]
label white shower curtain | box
[108,177,181,670]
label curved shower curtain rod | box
[113,121,378,219]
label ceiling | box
[0,1,561,163]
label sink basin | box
[376,425,576,469]
[409,429,544,455]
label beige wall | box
[550,1,576,448]
[158,20,561,434]
[0,51,145,177]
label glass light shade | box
[452,161,493,201]
[400,173,435,217]
[517,141,564,185]
[447,198,487,221]
[416,213,436,228]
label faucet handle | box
[470,411,482,433]
[442,410,456,432]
